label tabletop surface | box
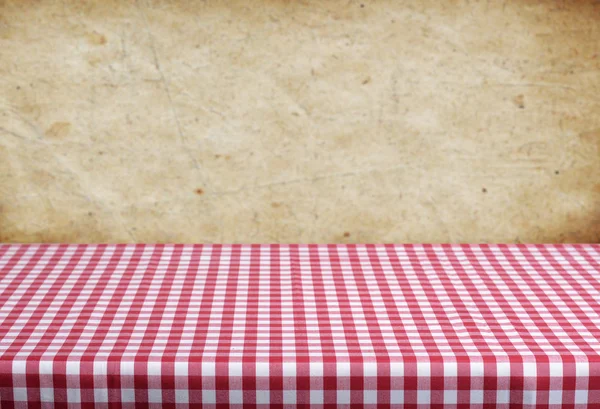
[0,243,599,408]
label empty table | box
[0,244,599,408]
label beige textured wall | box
[0,0,599,243]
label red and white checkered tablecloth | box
[0,244,599,408]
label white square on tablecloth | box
[444,362,457,376]
[417,390,430,404]
[229,390,243,404]
[283,362,296,377]
[523,363,536,378]
[310,362,323,377]
[497,390,510,404]
[523,390,536,405]
[147,362,161,376]
[94,389,109,403]
[576,362,589,377]
[174,362,188,376]
[175,390,189,404]
[390,390,404,404]
[66,361,80,376]
[148,389,162,403]
[121,389,135,403]
[390,362,404,376]
[40,388,54,402]
[229,362,243,377]
[310,390,323,404]
[549,390,562,403]
[364,362,377,377]
[471,390,484,404]
[471,362,484,377]
[417,362,430,377]
[549,362,562,377]
[337,362,350,377]
[67,389,81,403]
[13,362,26,374]
[256,362,269,377]
[202,390,216,404]
[256,390,270,404]
[13,388,28,401]
[364,390,377,404]
[497,362,510,377]
[120,361,134,375]
[93,361,108,375]
[202,362,215,376]
[39,362,53,375]
[337,390,350,404]
[575,390,588,404]
[444,390,457,404]
[283,390,296,404]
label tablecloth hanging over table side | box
[0,243,599,408]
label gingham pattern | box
[0,244,599,408]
